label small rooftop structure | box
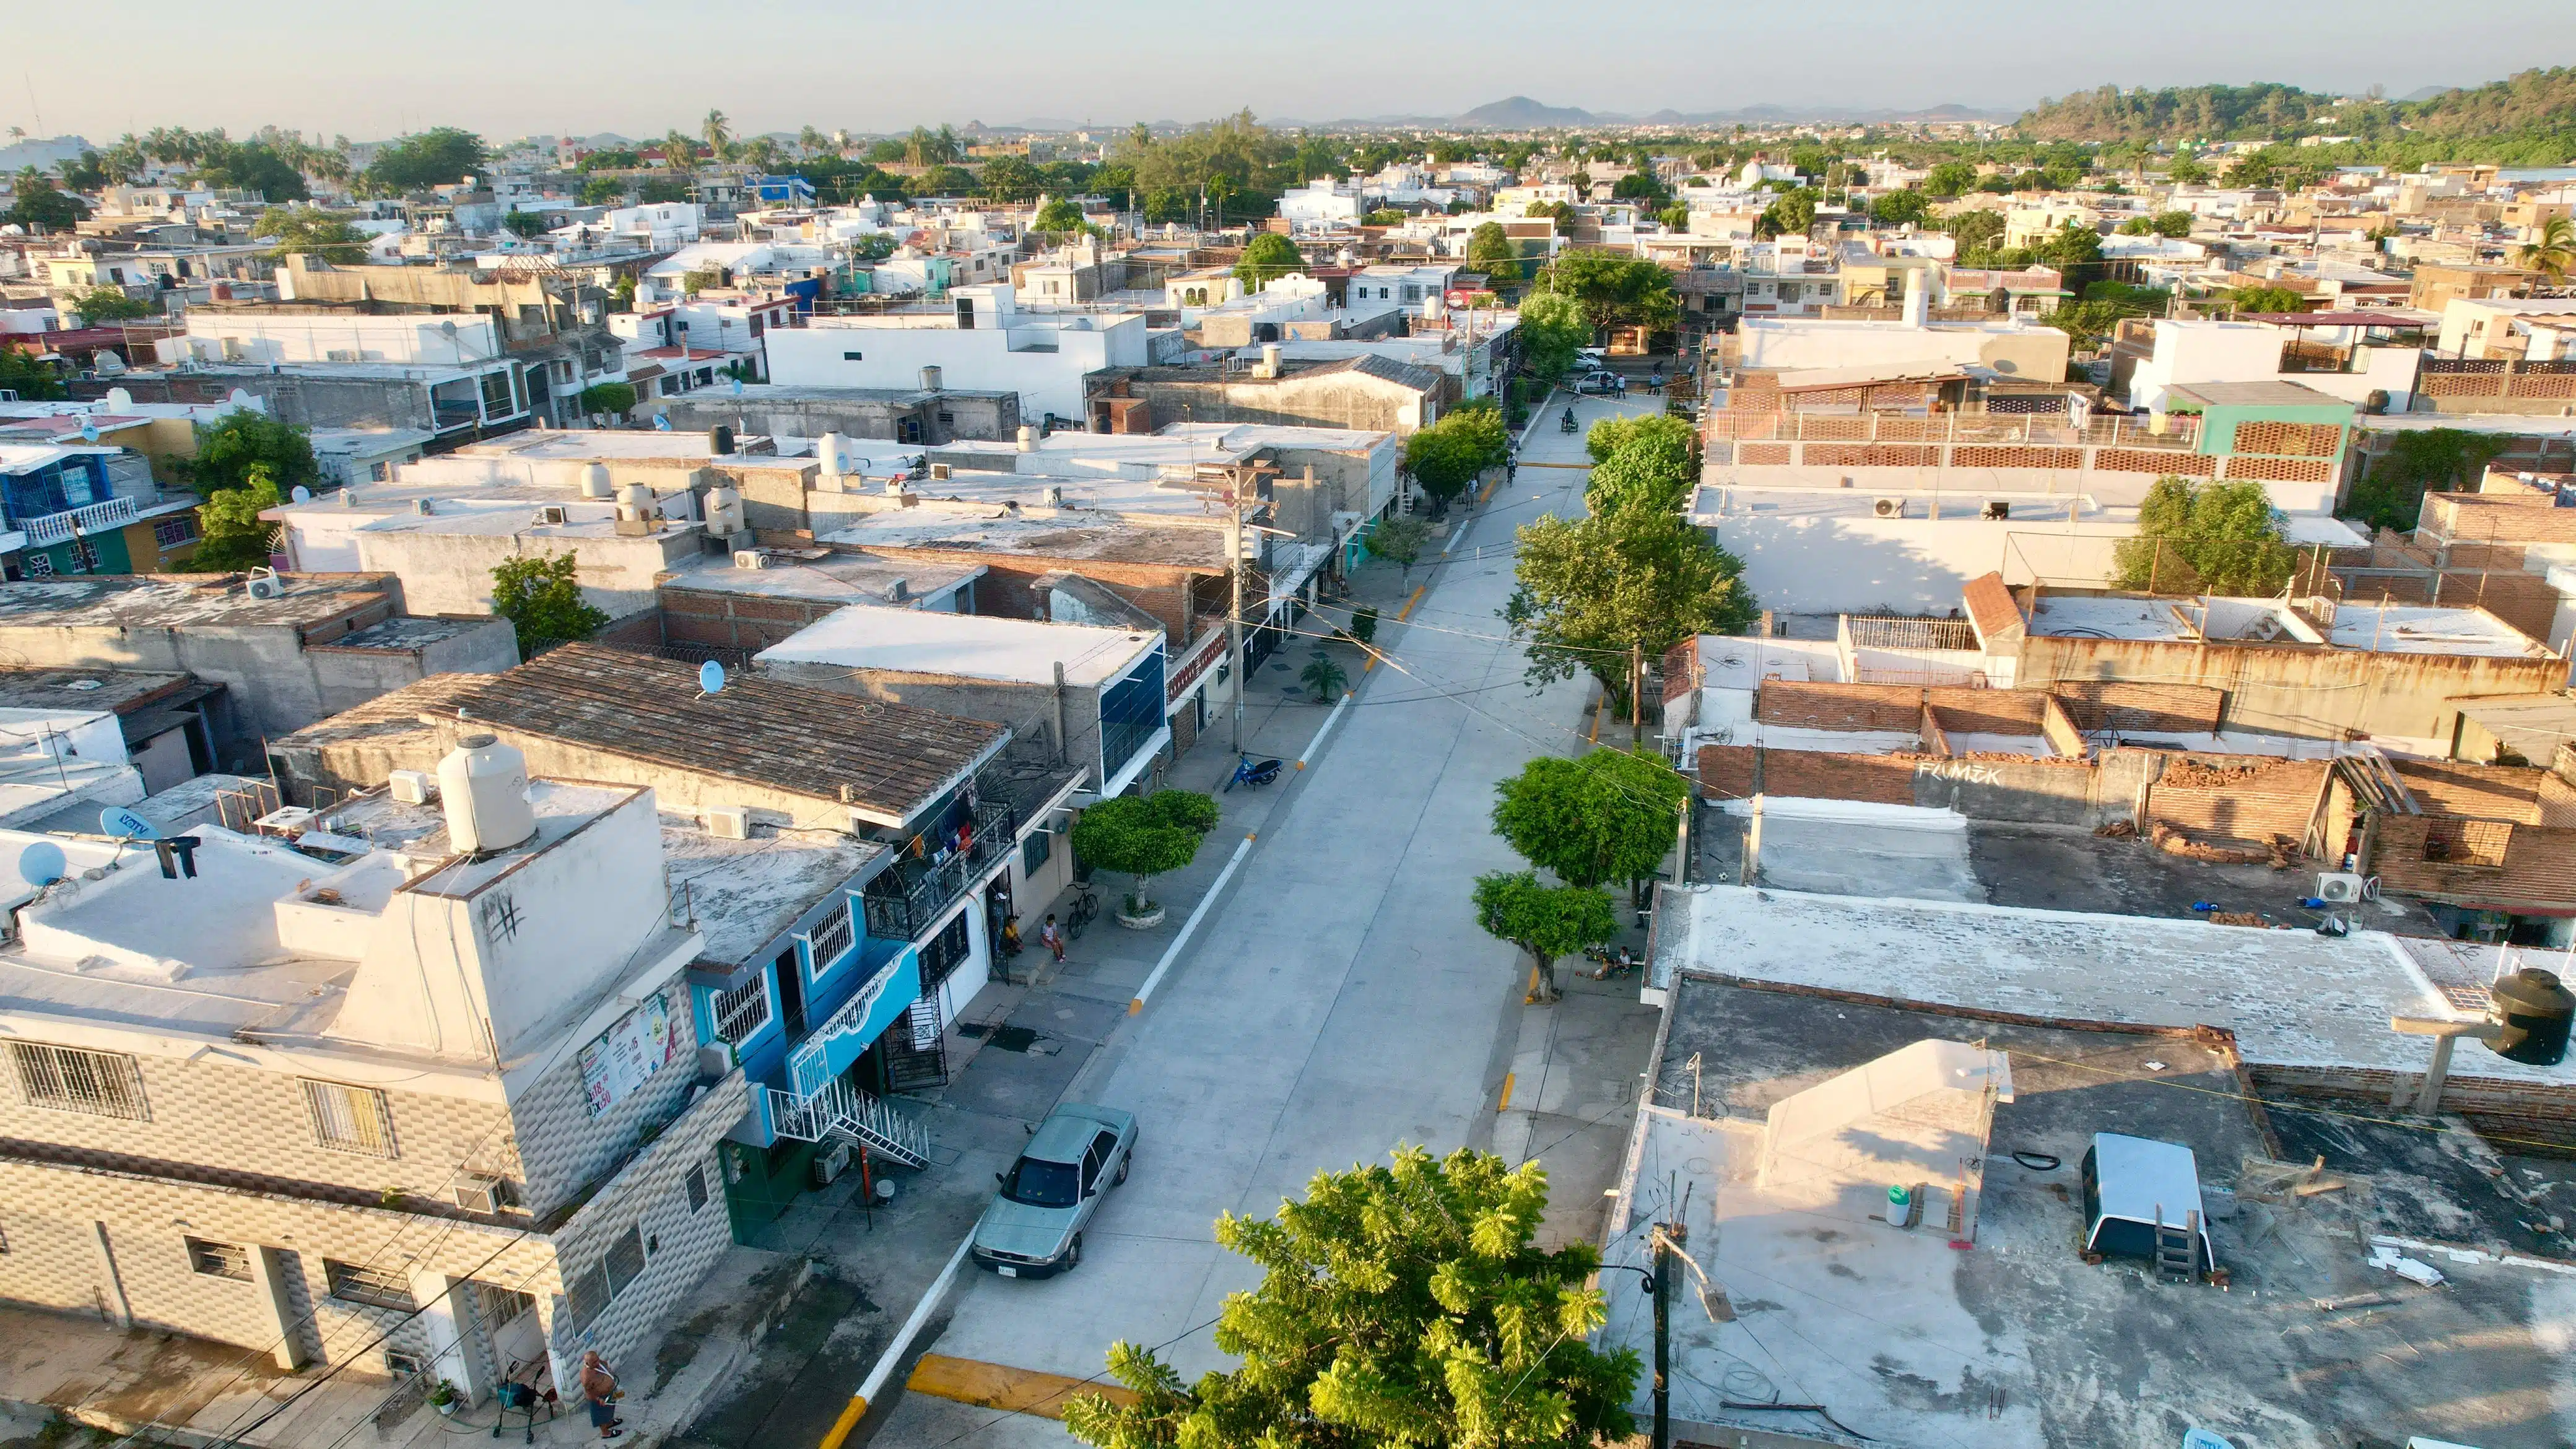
[755,604,1160,688]
[1756,1037,2012,1242]
[2080,1132,2216,1272]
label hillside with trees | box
[2016,67,2576,161]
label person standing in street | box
[1040,913,1065,964]
[580,1351,623,1440]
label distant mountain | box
[1457,97,1599,128]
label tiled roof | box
[285,642,1007,820]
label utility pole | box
[1650,1221,1673,1449]
[1630,639,1645,746]
[1227,468,1248,754]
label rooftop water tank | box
[1016,425,1037,452]
[704,482,744,536]
[437,733,536,855]
[580,463,613,499]
[709,424,735,456]
[2489,967,2575,1066]
[920,365,942,391]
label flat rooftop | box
[820,505,1229,568]
[0,573,394,630]
[2029,594,2330,645]
[281,642,1007,822]
[757,604,1160,687]
[2165,379,2351,409]
[0,668,190,715]
[659,813,877,970]
[661,550,985,606]
[1651,884,2575,1086]
[1607,979,2576,1449]
[2326,603,2551,658]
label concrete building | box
[0,573,518,742]
[2110,313,2430,412]
[764,285,1151,427]
[1102,353,1448,438]
[655,382,1021,445]
[0,442,205,580]
[0,746,752,1406]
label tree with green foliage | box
[2519,215,2576,284]
[1516,290,1593,384]
[2343,429,2515,534]
[579,175,627,206]
[978,155,1041,204]
[1466,221,1526,290]
[1923,161,1977,198]
[575,382,637,420]
[2044,280,2171,346]
[2227,284,2307,316]
[1233,232,1304,289]
[489,552,607,658]
[184,411,318,495]
[2167,155,2212,185]
[2112,477,2299,596]
[1943,208,2004,256]
[1610,170,1667,204]
[1534,251,1677,341]
[1494,747,1693,905]
[0,350,66,402]
[1404,404,1510,514]
[1583,411,1695,468]
[638,178,691,206]
[253,206,371,263]
[1869,188,1932,227]
[1368,515,1430,586]
[182,466,283,572]
[1471,870,1621,1003]
[67,286,150,324]
[1068,789,1219,916]
[1583,419,1699,518]
[1757,186,1819,238]
[2040,220,2104,268]
[362,128,485,194]
[1362,207,1406,227]
[578,148,642,172]
[1507,509,1756,715]
[917,164,975,196]
[1299,648,1349,702]
[1064,1144,1637,1445]
[1031,197,1084,232]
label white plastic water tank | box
[615,482,657,521]
[1016,425,1037,452]
[704,482,745,536]
[580,463,614,499]
[817,432,845,479]
[437,734,536,854]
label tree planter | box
[1115,901,1167,929]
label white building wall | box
[765,315,1142,422]
[1713,513,2134,614]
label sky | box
[11,0,2575,144]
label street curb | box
[902,1354,1140,1421]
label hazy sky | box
[13,0,2575,142]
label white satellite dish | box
[100,807,157,841]
[77,423,98,443]
[290,485,313,503]
[104,386,134,411]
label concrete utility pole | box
[1227,468,1248,754]
[1650,1221,1673,1449]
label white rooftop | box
[2326,604,2551,658]
[1651,884,2576,1086]
[757,604,1161,686]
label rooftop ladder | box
[2153,1205,2200,1285]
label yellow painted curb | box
[1396,585,1427,620]
[1498,1072,1515,1113]
[816,1393,868,1449]
[904,1353,1140,1421]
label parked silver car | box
[968,1103,1137,1277]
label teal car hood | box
[973,1196,1076,1260]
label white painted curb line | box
[1131,830,1257,1014]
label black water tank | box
[708,424,735,456]
[2489,967,2575,1066]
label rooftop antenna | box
[695,658,727,700]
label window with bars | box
[711,976,770,1045]
[301,1079,399,1157]
[11,1042,148,1120]
[154,515,199,547]
[326,1258,417,1310]
[565,1223,650,1331]
[187,1237,251,1281]
[685,1164,710,1212]
[806,901,854,977]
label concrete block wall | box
[2368,814,2576,910]
[0,1045,521,1204]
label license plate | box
[996,1265,1017,1277]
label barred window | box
[301,1079,398,1157]
[565,1223,650,1331]
[12,1042,148,1120]
[685,1164,710,1212]
[805,901,853,977]
[187,1237,251,1281]
[154,515,199,548]
[325,1258,416,1310]
[711,977,770,1045]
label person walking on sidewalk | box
[580,1351,624,1440]
[1040,913,1066,964]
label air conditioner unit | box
[707,805,752,840]
[811,1139,853,1188]
[452,1174,507,1214]
[1982,499,2011,520]
[2315,871,2375,903]
[533,505,568,526]
[733,549,768,570]
[388,768,435,805]
[1872,497,1905,519]
[243,567,286,600]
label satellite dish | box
[653,413,673,432]
[290,485,313,503]
[698,659,726,695]
[730,376,743,398]
[16,841,66,889]
[105,386,133,411]
[100,807,158,841]
[77,423,98,443]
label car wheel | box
[1115,1151,1130,1185]
[1064,1233,1082,1269]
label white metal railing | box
[20,496,137,547]
[765,1076,931,1168]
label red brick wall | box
[2144,757,2329,846]
[659,586,850,653]
[2370,814,2576,910]
[1757,681,2047,734]
[2391,760,2548,822]
[2051,681,2226,734]
[1763,749,1918,804]
[1699,744,1757,801]
[833,547,1211,644]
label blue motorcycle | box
[1225,752,1284,792]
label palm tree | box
[2518,216,2576,289]
[701,109,732,163]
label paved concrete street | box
[857,391,1671,1447]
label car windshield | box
[1001,1156,1081,1208]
